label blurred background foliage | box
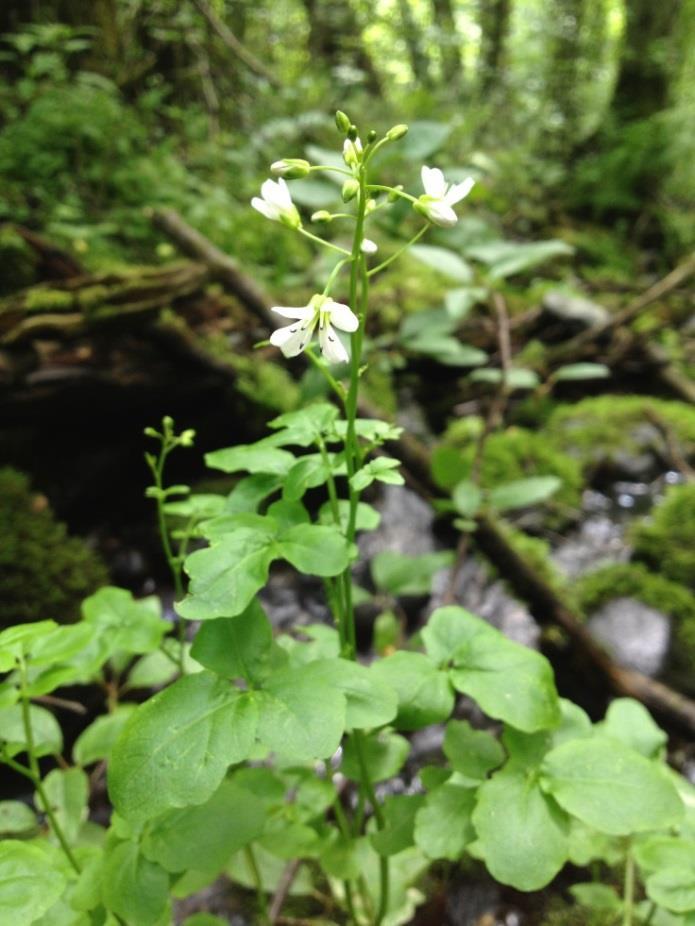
[0,0,692,273]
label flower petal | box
[275,178,294,209]
[361,238,378,254]
[421,166,447,199]
[422,200,458,228]
[326,300,359,333]
[271,304,314,320]
[445,177,475,206]
[270,317,315,357]
[319,323,349,363]
[252,197,277,221]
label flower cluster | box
[251,115,475,364]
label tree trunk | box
[300,0,381,93]
[430,0,463,85]
[546,0,585,150]
[396,0,432,87]
[478,0,511,95]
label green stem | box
[244,845,268,923]
[366,183,418,204]
[298,227,351,255]
[352,730,389,925]
[304,347,346,400]
[367,223,430,277]
[623,843,635,926]
[310,164,352,178]
[18,660,80,874]
[323,257,350,296]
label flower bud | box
[342,178,359,203]
[143,427,159,439]
[365,198,377,214]
[311,210,332,223]
[361,238,378,254]
[386,123,408,141]
[342,137,363,168]
[348,124,358,141]
[179,429,196,447]
[271,158,311,179]
[388,185,404,203]
[367,129,377,143]
[335,110,351,133]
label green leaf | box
[305,658,398,729]
[40,768,89,842]
[205,441,295,475]
[282,454,331,501]
[443,720,504,784]
[422,606,494,666]
[0,840,67,924]
[126,649,180,690]
[410,244,473,283]
[541,737,684,836]
[554,363,610,382]
[635,836,695,874]
[372,550,453,597]
[445,286,488,320]
[257,661,345,759]
[410,334,487,367]
[452,480,483,518]
[472,766,569,890]
[341,730,410,782]
[467,239,573,279]
[73,705,137,766]
[190,599,272,684]
[414,783,476,860]
[82,587,167,655]
[488,476,562,511]
[0,703,62,757]
[142,779,266,874]
[569,883,622,911]
[351,457,404,491]
[178,525,275,620]
[225,473,283,514]
[277,523,350,576]
[597,698,667,759]
[101,840,169,926]
[470,367,540,389]
[646,868,695,915]
[399,120,452,159]
[318,499,381,532]
[286,177,336,207]
[163,493,225,521]
[268,403,339,445]
[108,672,257,823]
[0,621,58,671]
[369,651,454,730]
[451,631,560,732]
[371,794,424,857]
[0,801,38,837]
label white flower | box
[361,238,378,255]
[343,137,363,169]
[415,166,475,228]
[251,178,301,228]
[269,295,359,364]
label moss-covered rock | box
[573,562,695,679]
[538,896,618,926]
[0,227,38,296]
[631,482,695,590]
[0,467,108,627]
[547,396,695,474]
[495,522,566,595]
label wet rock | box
[541,290,610,331]
[587,597,671,676]
[260,567,331,631]
[445,879,502,926]
[552,513,631,579]
[359,484,437,561]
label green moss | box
[438,424,584,521]
[0,227,38,296]
[23,287,75,313]
[547,396,695,473]
[632,483,695,590]
[539,896,617,926]
[496,523,566,594]
[228,354,299,413]
[573,562,695,678]
[0,467,108,627]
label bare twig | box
[33,694,87,715]
[191,0,280,86]
[269,860,302,924]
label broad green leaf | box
[125,650,178,689]
[226,844,314,895]
[40,768,89,842]
[451,632,560,732]
[489,476,562,511]
[410,334,487,367]
[286,177,336,207]
[109,672,257,822]
[101,840,169,926]
[177,527,275,620]
[190,599,272,684]
[443,720,504,783]
[470,367,540,389]
[282,454,330,500]
[370,651,454,730]
[569,883,622,911]
[646,868,695,915]
[341,730,410,782]
[635,836,695,874]
[372,551,454,597]
[445,286,488,319]
[410,244,473,283]
[142,779,265,874]
[268,403,339,445]
[554,363,610,382]
[333,418,403,443]
[399,120,452,159]
[318,499,381,532]
[371,794,425,857]
[163,493,225,521]
[277,624,340,665]
[414,783,476,860]
[431,445,467,490]
[467,239,573,279]
[400,308,454,341]
[422,606,496,666]
[82,587,167,655]
[0,840,67,924]
[318,830,364,879]
[550,698,593,747]
[224,473,283,514]
[257,661,345,759]
[0,621,58,670]
[541,737,684,836]
[305,658,398,729]
[205,441,295,475]
[351,456,404,491]
[73,705,137,766]
[277,523,350,576]
[473,767,569,890]
[597,698,667,758]
[0,703,62,757]
[0,801,38,837]
[452,480,483,518]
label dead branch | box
[191,0,281,86]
